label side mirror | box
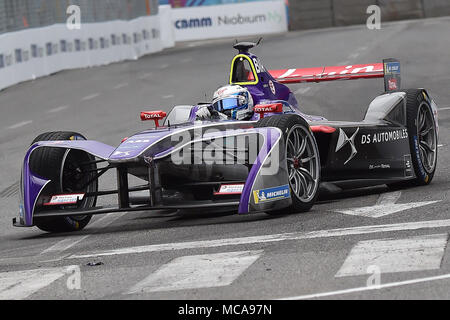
[140,111,167,128]
[253,103,283,119]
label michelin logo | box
[253,185,290,204]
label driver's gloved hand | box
[195,106,211,120]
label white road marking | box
[280,272,450,300]
[81,93,100,101]
[47,105,69,113]
[294,87,311,95]
[159,64,169,70]
[113,82,129,89]
[439,107,450,111]
[0,266,74,300]
[181,57,193,63]
[162,94,174,99]
[336,234,448,277]
[438,144,444,148]
[138,73,152,80]
[126,250,262,294]
[7,120,32,130]
[68,218,450,260]
[376,191,401,205]
[335,190,438,218]
[40,212,126,255]
[348,52,360,59]
[335,201,439,218]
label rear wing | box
[269,59,401,92]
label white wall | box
[0,1,288,91]
[0,13,174,91]
[170,0,288,42]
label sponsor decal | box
[215,184,245,195]
[44,194,85,206]
[15,49,22,63]
[369,164,391,170]
[253,185,290,204]
[218,14,266,26]
[175,17,213,29]
[388,78,398,91]
[252,58,266,74]
[413,135,428,180]
[361,129,408,145]
[112,151,132,157]
[269,80,276,95]
[404,154,413,177]
[384,61,401,75]
[126,139,151,144]
[335,128,360,165]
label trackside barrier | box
[0,13,174,91]
[169,0,288,42]
[0,1,289,91]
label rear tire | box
[255,115,321,215]
[30,132,98,233]
[389,89,438,188]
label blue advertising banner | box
[160,0,274,8]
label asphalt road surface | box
[0,16,450,300]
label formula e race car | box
[14,41,439,233]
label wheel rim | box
[61,150,97,221]
[417,102,437,174]
[286,125,320,202]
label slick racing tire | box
[255,114,321,215]
[30,132,98,233]
[389,89,438,189]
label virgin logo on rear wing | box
[269,58,401,93]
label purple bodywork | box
[17,50,316,227]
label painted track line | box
[81,93,100,101]
[335,233,448,277]
[113,82,129,90]
[126,250,262,294]
[68,218,450,260]
[0,266,75,300]
[47,105,69,114]
[7,120,32,130]
[376,191,401,205]
[138,73,152,80]
[279,273,450,300]
[40,212,126,255]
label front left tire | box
[255,114,321,215]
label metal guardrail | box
[0,0,159,35]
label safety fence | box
[0,0,159,35]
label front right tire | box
[30,131,98,233]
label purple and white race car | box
[14,42,439,233]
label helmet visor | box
[212,97,241,112]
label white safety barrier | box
[170,0,288,42]
[0,1,288,91]
[0,13,175,91]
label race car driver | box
[196,85,254,121]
